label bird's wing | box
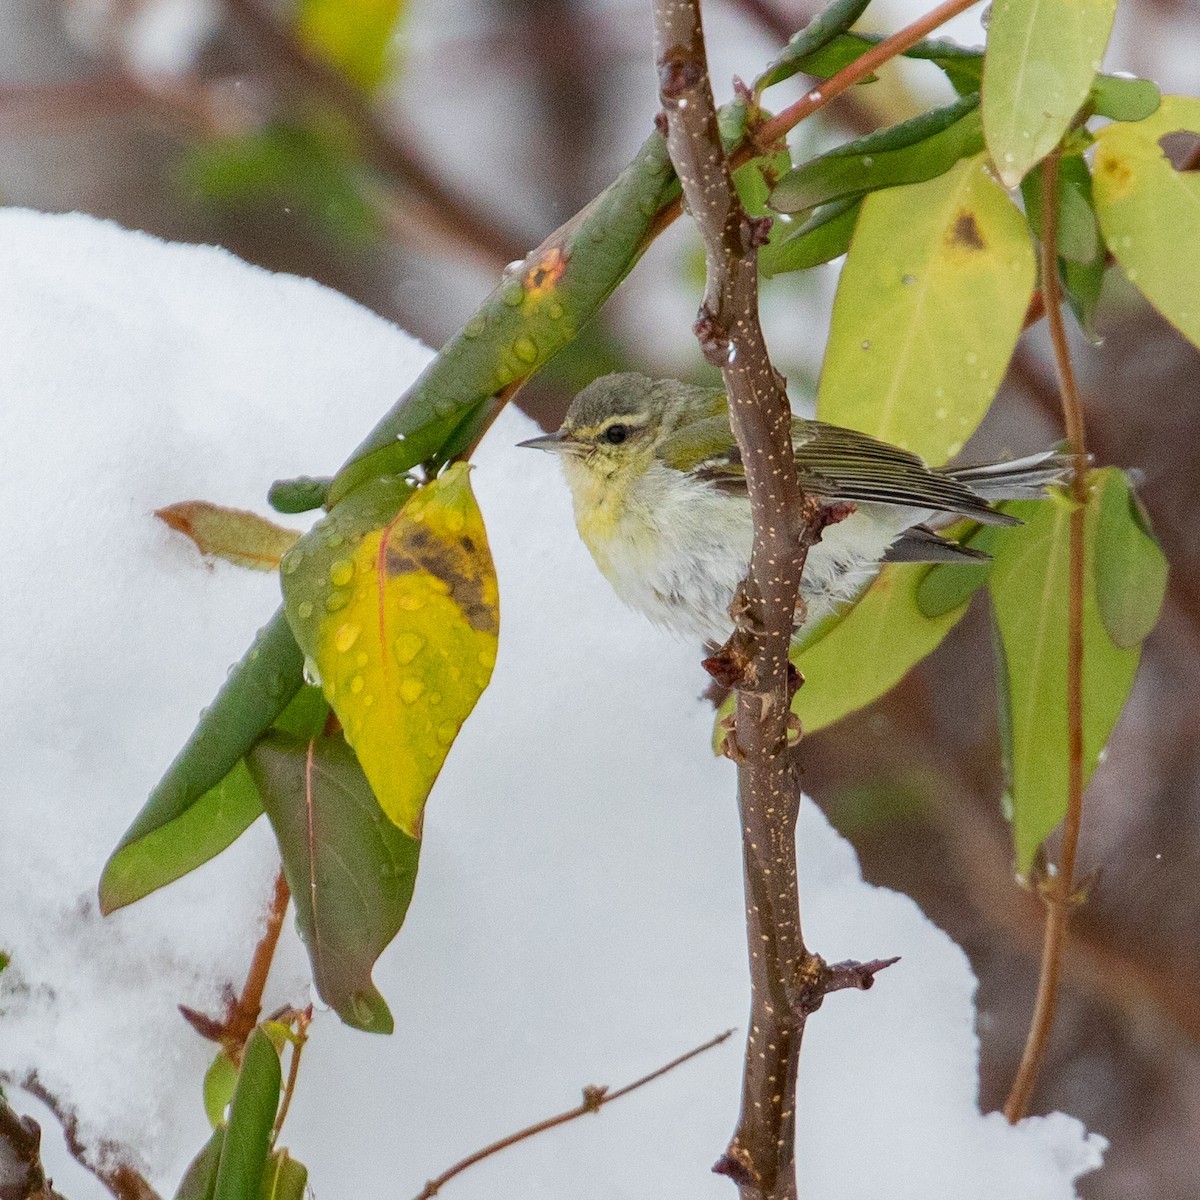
[884,524,992,562]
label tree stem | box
[1003,149,1090,1124]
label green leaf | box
[204,1051,239,1130]
[248,733,420,1034]
[762,198,861,276]
[261,1150,308,1200]
[915,524,1003,617]
[770,94,983,217]
[182,123,376,245]
[174,1128,224,1200]
[714,564,970,751]
[754,0,873,93]
[100,618,311,915]
[982,0,1118,187]
[282,465,497,837]
[298,0,406,92]
[156,501,300,571]
[326,130,679,505]
[818,155,1036,464]
[268,476,332,515]
[1021,155,1100,264]
[1090,74,1160,122]
[213,1029,281,1200]
[1092,95,1200,350]
[989,470,1142,871]
[1094,470,1168,648]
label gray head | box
[517,372,725,458]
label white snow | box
[0,209,1104,1199]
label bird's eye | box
[603,424,629,445]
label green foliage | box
[818,155,1035,464]
[762,198,861,276]
[204,1052,239,1129]
[1093,95,1200,350]
[770,94,983,218]
[249,734,420,1032]
[212,1029,282,1200]
[989,471,1164,870]
[183,123,376,244]
[982,0,1118,187]
[754,0,873,93]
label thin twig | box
[1003,149,1090,1124]
[272,1007,313,1141]
[413,1029,735,1200]
[17,1077,161,1200]
[653,3,897,1196]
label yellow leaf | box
[282,466,498,836]
[157,500,300,570]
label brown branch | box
[179,866,290,1057]
[16,1078,160,1200]
[653,3,897,1196]
[222,0,527,268]
[413,1029,735,1200]
[1,1094,68,1200]
[1003,150,1090,1124]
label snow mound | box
[0,209,1104,1199]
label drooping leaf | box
[327,132,679,504]
[298,0,406,92]
[261,1150,308,1200]
[282,465,497,837]
[204,1051,239,1130]
[714,564,970,752]
[770,94,983,217]
[174,1128,224,1200]
[989,470,1142,871]
[982,0,1118,187]
[762,198,861,276]
[248,733,420,1034]
[818,155,1036,464]
[1094,469,1168,648]
[754,0,873,93]
[212,1029,280,1200]
[156,501,301,571]
[1092,95,1200,350]
[100,685,326,913]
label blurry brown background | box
[3,0,1199,1194]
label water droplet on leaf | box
[400,677,425,703]
[335,623,360,653]
[393,632,426,664]
[330,560,354,587]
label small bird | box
[519,372,1069,643]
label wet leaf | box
[1092,95,1200,350]
[268,476,332,515]
[982,0,1118,187]
[915,524,1003,617]
[762,198,861,276]
[174,1128,224,1200]
[157,501,300,571]
[989,470,1142,871]
[1090,74,1160,122]
[818,155,1035,464]
[754,0,872,93]
[212,1029,280,1200]
[1094,470,1168,648]
[248,733,420,1033]
[770,94,983,217]
[714,565,970,751]
[100,685,326,913]
[261,1150,308,1200]
[282,465,497,836]
[298,0,406,92]
[1021,155,1100,265]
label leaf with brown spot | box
[157,501,301,571]
[281,464,499,836]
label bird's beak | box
[517,429,577,454]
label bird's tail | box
[943,449,1076,501]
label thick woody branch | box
[652,3,895,1197]
[1,1094,67,1200]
